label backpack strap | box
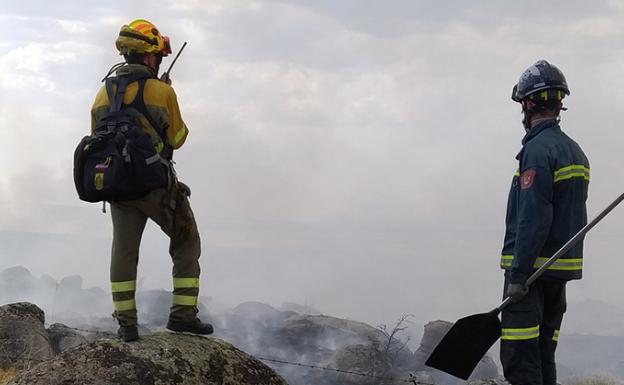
[105,74,174,160]
[128,78,174,160]
[105,77,131,113]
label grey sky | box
[1,1,624,329]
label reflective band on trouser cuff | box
[501,326,540,341]
[500,255,583,271]
[173,277,200,289]
[114,299,136,312]
[553,329,560,342]
[173,295,198,306]
[111,280,136,293]
[554,165,589,183]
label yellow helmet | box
[116,19,172,57]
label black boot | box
[117,325,139,342]
[166,317,214,335]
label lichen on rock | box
[8,332,289,385]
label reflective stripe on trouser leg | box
[501,325,540,340]
[110,200,147,327]
[171,277,200,321]
[501,276,542,385]
[111,280,137,326]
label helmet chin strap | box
[521,102,532,132]
[521,100,563,132]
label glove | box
[505,283,529,302]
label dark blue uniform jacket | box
[501,119,589,284]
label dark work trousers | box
[501,274,566,385]
[110,183,201,326]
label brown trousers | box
[110,183,201,326]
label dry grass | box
[566,375,621,385]
[0,367,17,385]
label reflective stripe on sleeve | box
[111,280,136,293]
[114,299,136,312]
[173,277,200,289]
[501,326,540,341]
[500,255,513,268]
[553,329,560,342]
[173,124,188,147]
[553,165,589,183]
[172,295,198,306]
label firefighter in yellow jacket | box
[91,19,212,341]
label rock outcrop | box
[413,320,499,382]
[0,303,53,370]
[8,333,289,385]
[275,314,387,352]
[46,323,87,354]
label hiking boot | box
[166,317,214,335]
[117,325,139,342]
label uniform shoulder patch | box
[520,169,536,189]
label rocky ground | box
[0,300,499,385]
[0,302,287,385]
[0,266,502,385]
[8,332,287,385]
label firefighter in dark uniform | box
[500,60,589,385]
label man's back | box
[91,64,189,153]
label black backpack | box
[73,75,171,203]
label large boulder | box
[329,343,430,385]
[0,268,38,304]
[330,344,391,385]
[0,303,53,370]
[413,320,498,382]
[8,333,289,385]
[46,323,87,354]
[276,315,387,353]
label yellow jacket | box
[91,64,189,154]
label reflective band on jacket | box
[111,280,136,293]
[173,277,200,289]
[173,295,198,306]
[554,165,589,183]
[533,256,583,270]
[553,329,560,342]
[173,124,188,147]
[500,255,582,271]
[114,299,136,312]
[501,325,540,341]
